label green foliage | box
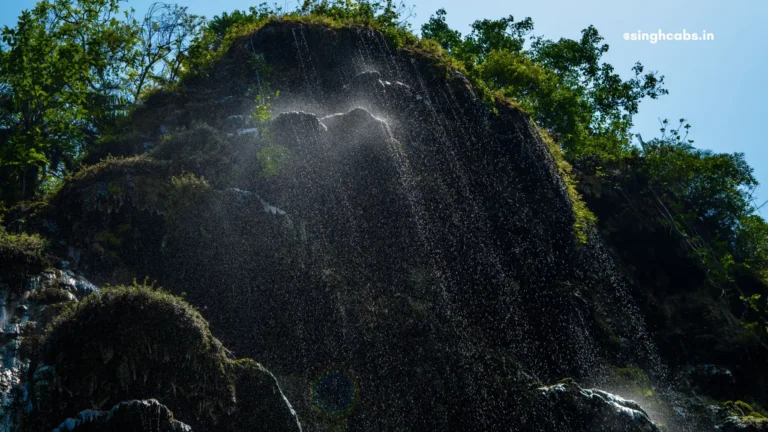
[421,10,666,158]
[0,0,138,203]
[167,171,212,218]
[628,120,766,288]
[0,224,46,261]
[739,293,768,339]
[129,3,205,98]
[154,125,232,183]
[65,154,159,184]
[541,132,596,243]
[257,146,290,178]
[252,89,280,135]
[0,0,202,205]
[0,221,48,287]
[574,118,768,353]
[184,0,415,79]
[170,171,211,196]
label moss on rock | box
[29,288,77,305]
[0,223,48,290]
[33,283,234,431]
[153,125,233,185]
[27,283,301,432]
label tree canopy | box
[0,0,202,203]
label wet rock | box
[343,70,384,93]
[29,287,78,304]
[690,364,736,398]
[341,70,419,115]
[236,127,259,136]
[714,401,768,432]
[72,276,99,298]
[52,399,191,432]
[222,114,257,131]
[270,111,327,152]
[530,380,660,432]
[721,416,768,432]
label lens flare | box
[309,368,360,419]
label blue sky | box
[2,0,767,208]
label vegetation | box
[421,9,667,158]
[29,287,76,304]
[38,282,235,430]
[0,220,48,288]
[0,0,203,203]
[415,7,768,346]
[28,281,300,431]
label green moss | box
[151,125,233,186]
[37,283,234,431]
[29,288,75,305]
[257,145,290,178]
[541,131,597,244]
[0,223,48,288]
[168,172,212,214]
[25,281,300,431]
[0,228,46,265]
[721,400,768,430]
[66,155,161,184]
[722,400,766,417]
[610,365,656,398]
[107,181,123,196]
[95,230,123,250]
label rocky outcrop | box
[52,399,191,432]
[529,381,659,432]
[27,284,301,432]
[721,416,768,432]
[0,266,98,432]
[6,19,754,432]
[14,20,671,432]
[0,260,302,432]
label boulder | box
[528,380,660,432]
[52,399,191,432]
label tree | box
[0,0,137,202]
[131,3,204,98]
[0,0,202,204]
[421,10,667,158]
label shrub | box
[0,223,48,289]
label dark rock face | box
[52,399,191,432]
[25,21,707,432]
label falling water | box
[0,21,721,432]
